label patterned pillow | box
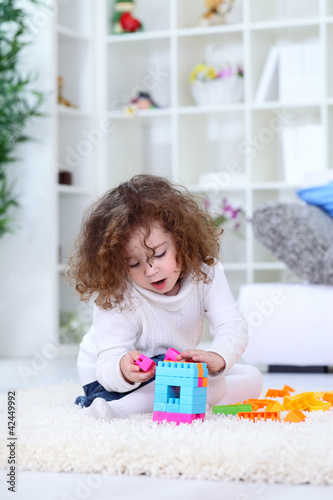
[252,202,333,285]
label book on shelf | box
[280,123,324,184]
[254,45,279,103]
[278,39,322,102]
[255,39,322,103]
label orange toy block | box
[283,392,317,411]
[265,401,284,412]
[284,409,306,423]
[323,392,333,403]
[244,399,275,410]
[238,411,280,422]
[309,402,331,412]
[283,385,295,393]
[265,389,289,398]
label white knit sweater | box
[77,261,248,392]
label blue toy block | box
[154,385,169,395]
[156,362,199,378]
[153,402,167,412]
[179,395,207,405]
[166,401,180,413]
[156,361,208,378]
[154,393,168,403]
[156,376,199,387]
[179,403,207,414]
[179,386,207,396]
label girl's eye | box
[129,262,139,268]
[155,250,166,259]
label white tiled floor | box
[1,356,333,500]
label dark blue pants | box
[75,354,165,408]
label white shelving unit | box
[54,0,96,349]
[54,0,333,344]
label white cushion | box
[238,283,333,365]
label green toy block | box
[212,403,252,415]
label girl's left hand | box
[177,349,225,374]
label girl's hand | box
[177,349,226,374]
[120,350,156,384]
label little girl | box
[69,174,262,420]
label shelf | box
[223,263,248,271]
[177,24,244,37]
[57,185,90,195]
[251,182,299,190]
[250,18,321,31]
[106,31,170,43]
[51,0,333,344]
[252,262,286,271]
[57,105,91,118]
[57,26,91,42]
[107,108,172,120]
[250,101,322,110]
[177,104,245,115]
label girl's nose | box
[144,258,157,276]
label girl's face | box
[125,224,182,296]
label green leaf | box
[0,0,45,238]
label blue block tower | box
[153,360,208,424]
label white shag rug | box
[0,382,333,484]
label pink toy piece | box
[164,348,181,361]
[135,354,156,372]
[153,411,205,425]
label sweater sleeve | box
[203,261,248,374]
[93,302,142,392]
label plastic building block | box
[284,409,306,423]
[265,401,284,412]
[243,399,275,410]
[309,402,331,412]
[323,392,333,403]
[153,359,208,424]
[153,411,205,424]
[198,378,207,387]
[164,348,181,361]
[265,389,290,398]
[238,411,280,422]
[212,404,252,415]
[283,392,317,411]
[283,385,295,393]
[135,354,156,372]
[156,361,208,378]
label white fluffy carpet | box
[0,382,333,484]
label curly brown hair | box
[68,174,223,310]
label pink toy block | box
[153,411,205,425]
[135,354,156,372]
[164,348,181,361]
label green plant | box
[0,0,45,238]
[205,196,247,237]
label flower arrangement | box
[205,196,246,236]
[189,61,244,105]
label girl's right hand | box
[120,350,156,385]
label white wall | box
[0,3,56,355]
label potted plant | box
[0,0,45,238]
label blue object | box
[296,181,333,218]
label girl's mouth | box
[152,279,166,290]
